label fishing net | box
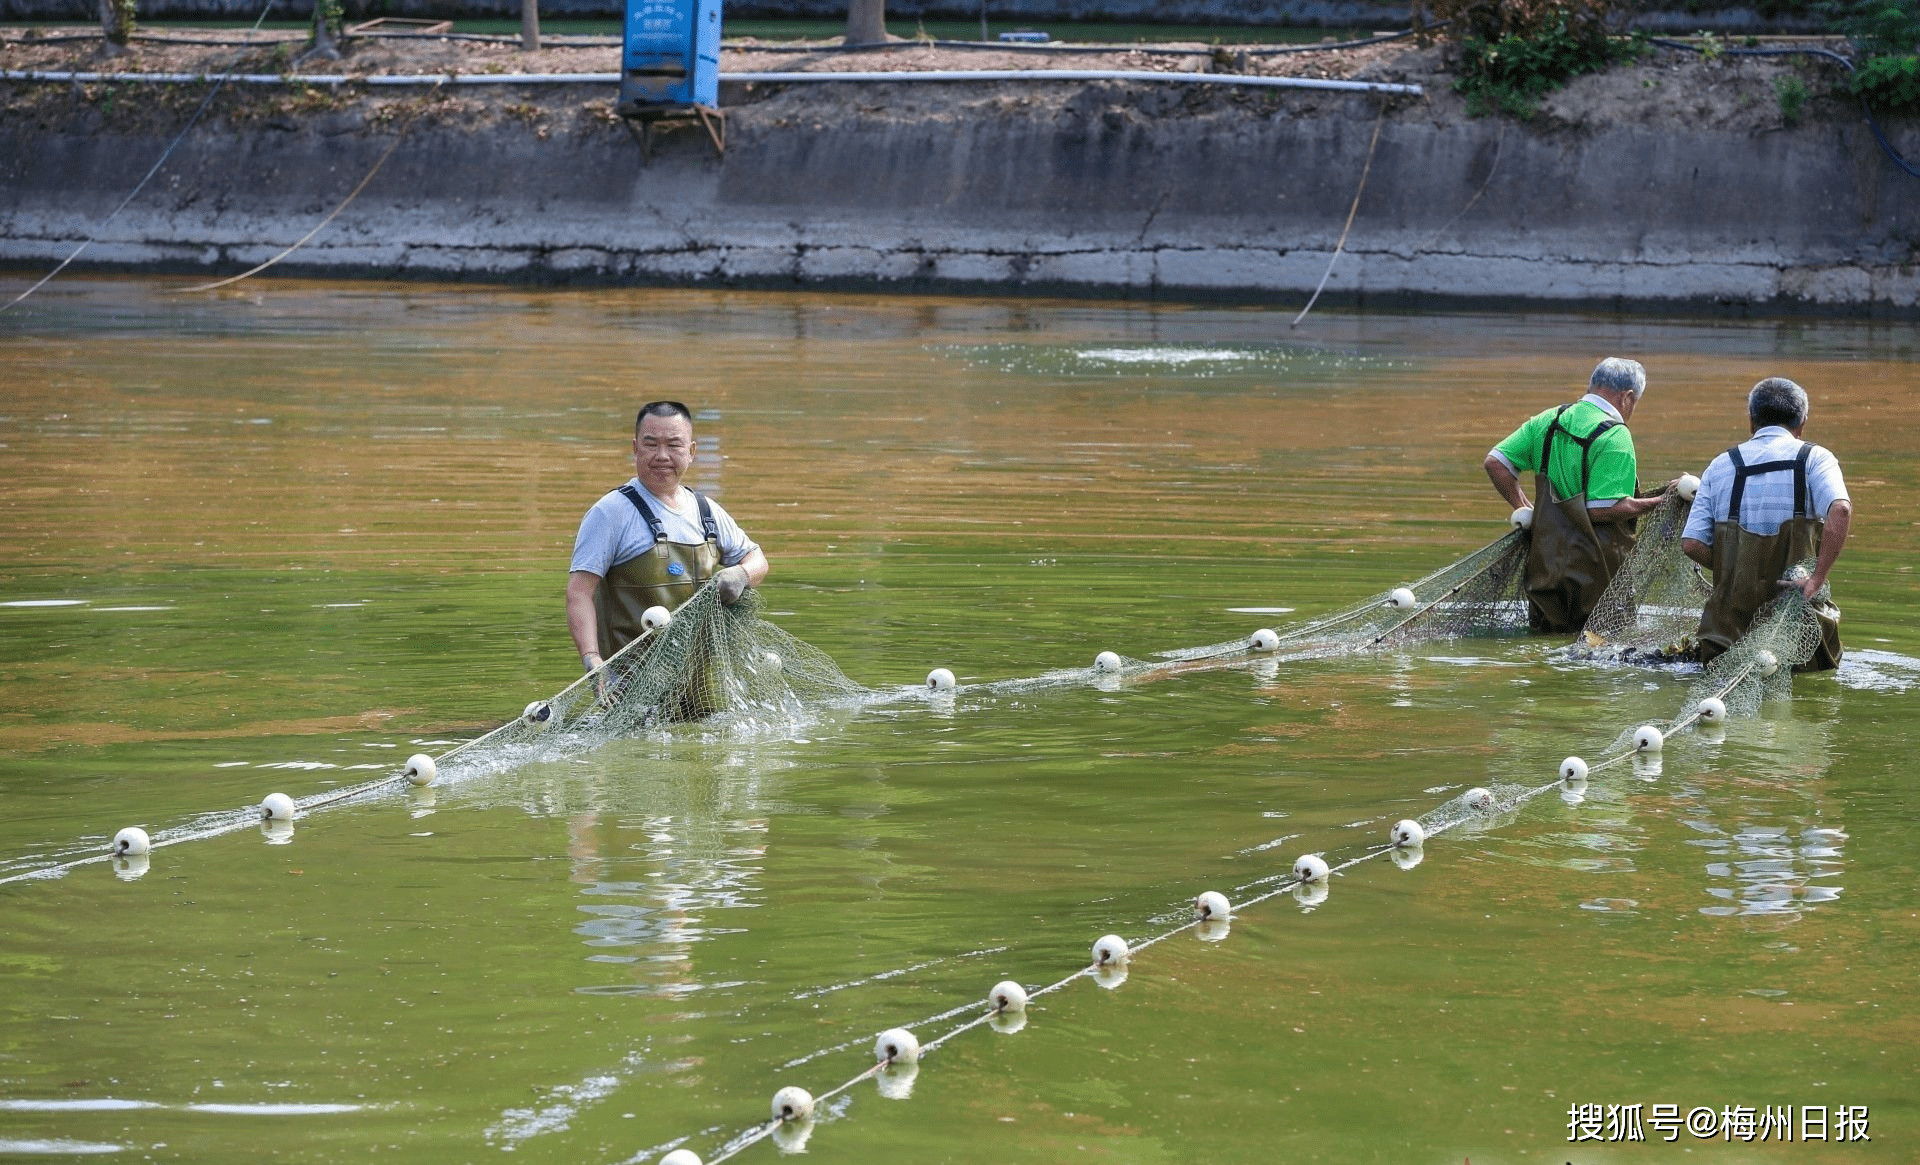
[406,584,871,784]
[1154,528,1531,666]
[1573,492,1713,660]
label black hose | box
[1648,38,1918,180]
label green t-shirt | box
[1493,400,1637,503]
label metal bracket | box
[618,103,726,162]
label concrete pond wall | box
[2,75,1918,315]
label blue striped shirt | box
[1682,427,1849,545]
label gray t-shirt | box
[569,480,759,577]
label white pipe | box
[726,70,1422,94]
[2,68,1420,95]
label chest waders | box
[1524,405,1638,634]
[1696,444,1843,672]
[594,486,722,656]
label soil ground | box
[0,26,1863,139]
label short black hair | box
[1748,377,1809,430]
[635,401,692,435]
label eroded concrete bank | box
[3,59,1918,313]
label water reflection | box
[1677,710,1843,920]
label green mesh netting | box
[427,587,872,781]
[1152,527,1531,669]
[1574,492,1713,661]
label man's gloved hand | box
[715,565,751,606]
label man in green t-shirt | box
[1483,357,1669,633]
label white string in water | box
[659,585,1841,1164]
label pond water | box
[1,279,1917,1165]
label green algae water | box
[2,279,1918,1164]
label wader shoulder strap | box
[618,485,721,546]
[1724,443,1812,526]
[1540,405,1620,496]
[695,494,719,544]
[617,484,669,544]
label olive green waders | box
[1524,405,1638,634]
[1696,444,1843,672]
[590,486,726,721]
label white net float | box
[1676,473,1701,501]
[874,1027,920,1065]
[1390,819,1425,848]
[1092,934,1129,966]
[1386,587,1418,609]
[641,605,673,631]
[1194,890,1231,920]
[113,826,150,857]
[989,980,1028,1013]
[926,667,956,690]
[875,1060,918,1100]
[1390,846,1424,871]
[771,1085,814,1124]
[112,853,150,881]
[1755,650,1780,677]
[521,701,551,725]
[1248,628,1280,652]
[260,792,296,821]
[1697,697,1727,723]
[1559,756,1589,783]
[1093,651,1123,673]
[1293,853,1330,883]
[761,651,782,672]
[1509,506,1534,531]
[402,753,437,787]
[1463,787,1495,812]
[659,1149,702,1165]
[1633,725,1664,753]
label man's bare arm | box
[566,571,603,669]
[1484,453,1529,511]
[1798,499,1852,598]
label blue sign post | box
[620,0,721,112]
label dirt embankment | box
[0,27,1859,134]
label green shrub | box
[1775,74,1809,123]
[1851,53,1920,110]
[1449,10,1629,118]
[1824,0,1920,111]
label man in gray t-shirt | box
[565,402,768,675]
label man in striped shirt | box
[1681,377,1851,670]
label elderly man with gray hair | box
[1485,357,1670,633]
[1681,376,1850,670]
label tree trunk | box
[97,0,133,56]
[521,0,540,51]
[844,0,885,45]
[306,0,341,62]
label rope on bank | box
[0,1,278,315]
[1408,118,1505,255]
[1291,100,1385,327]
[170,79,443,294]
